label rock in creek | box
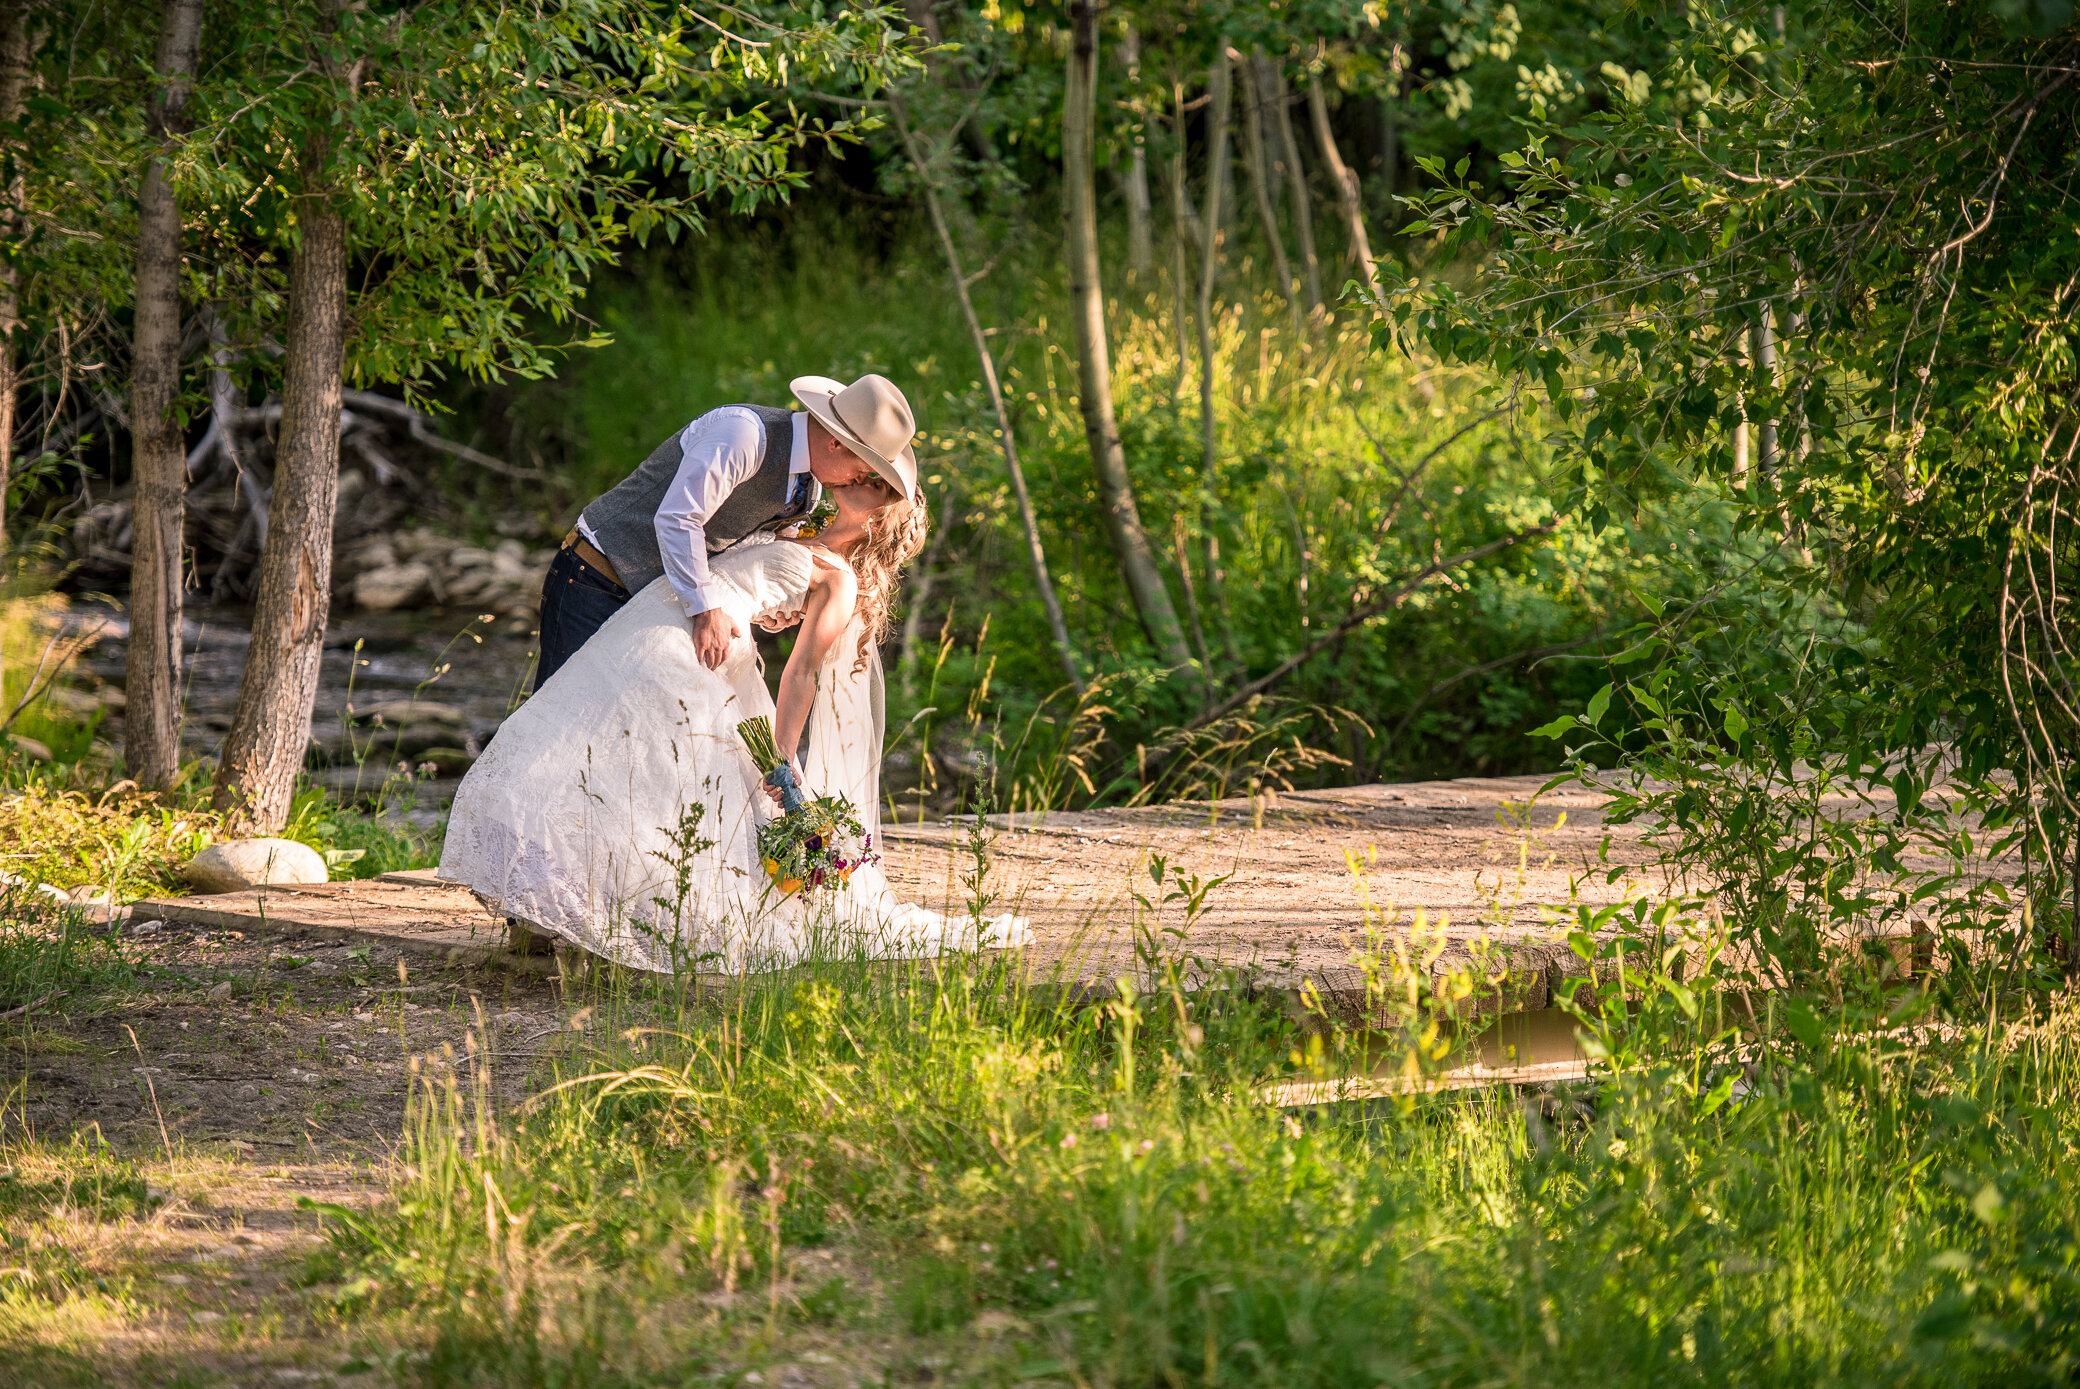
[348,529,551,622]
[338,699,476,762]
[182,838,330,893]
[353,561,435,612]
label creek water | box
[76,601,541,823]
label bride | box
[438,474,1029,974]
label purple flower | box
[806,834,823,852]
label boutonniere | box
[794,496,838,538]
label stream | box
[77,602,540,823]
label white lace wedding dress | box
[438,534,1029,974]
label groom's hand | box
[756,609,804,634]
[691,608,742,669]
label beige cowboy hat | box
[790,373,920,499]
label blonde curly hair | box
[846,483,930,673]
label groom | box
[535,372,921,688]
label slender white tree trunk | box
[1195,54,1232,492]
[1122,23,1152,280]
[1264,56,1321,321]
[1752,312,1780,477]
[1065,3,1191,670]
[1237,54,1298,334]
[1306,71,1378,299]
[1166,84,1195,396]
[1194,53,1239,664]
[889,93,1085,693]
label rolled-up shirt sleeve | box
[655,407,765,617]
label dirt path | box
[1,929,576,1386]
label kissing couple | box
[438,373,1029,973]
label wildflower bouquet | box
[736,716,877,898]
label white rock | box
[443,572,496,602]
[492,546,533,581]
[352,561,433,611]
[44,685,102,716]
[353,699,464,728]
[343,538,398,572]
[396,528,457,560]
[182,838,330,893]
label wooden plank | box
[129,876,553,976]
[127,773,1948,1011]
[129,774,1631,1006]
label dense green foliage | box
[1372,0,2080,971]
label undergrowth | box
[0,771,435,898]
[0,888,140,1012]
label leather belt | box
[559,527,625,590]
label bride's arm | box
[771,562,859,773]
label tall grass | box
[318,899,2080,1388]
[0,887,139,1012]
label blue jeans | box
[535,545,630,690]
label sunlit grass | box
[309,925,2080,1387]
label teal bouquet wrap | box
[736,716,876,897]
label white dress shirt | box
[578,406,813,617]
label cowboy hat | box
[790,373,920,499]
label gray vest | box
[579,405,798,593]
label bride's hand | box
[760,760,804,809]
[756,609,805,633]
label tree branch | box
[339,390,546,480]
[1386,628,1610,746]
[1178,520,1561,734]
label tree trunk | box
[897,488,955,696]
[1266,58,1321,319]
[1064,3,1191,670]
[207,304,263,542]
[890,93,1085,693]
[1237,54,1298,333]
[1194,53,1240,665]
[1306,71,1379,298]
[125,0,205,790]
[1122,23,1152,280]
[902,0,942,43]
[1166,85,1194,399]
[1752,311,1780,477]
[1376,92,1399,206]
[213,176,347,830]
[1171,80,1204,251]
[1195,54,1232,489]
[0,1,38,704]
